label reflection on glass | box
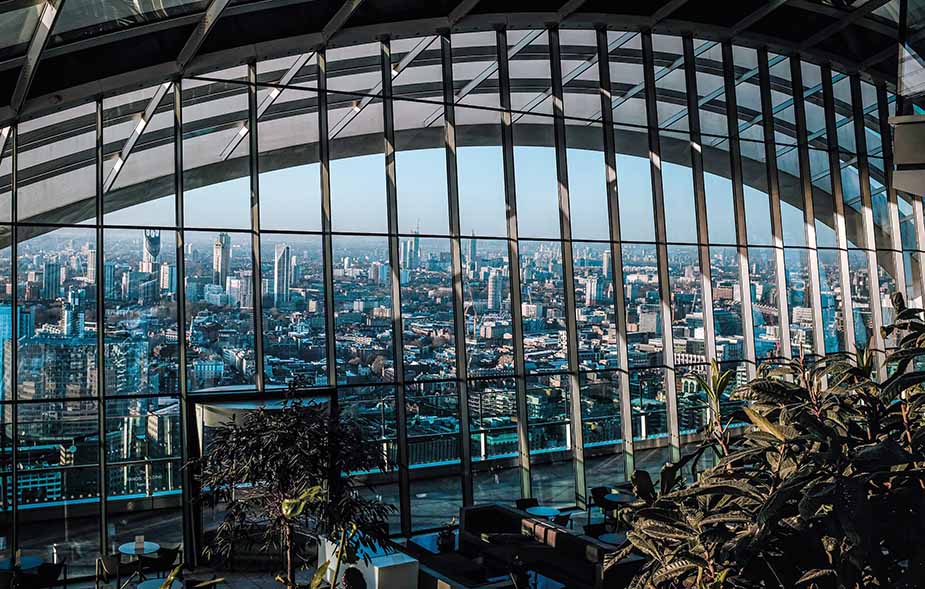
[461,238,513,377]
[260,234,327,386]
[17,227,98,399]
[184,231,257,391]
[333,236,393,384]
[400,238,455,381]
[104,229,179,395]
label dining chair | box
[96,554,122,589]
[515,497,539,511]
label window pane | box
[104,229,179,395]
[520,241,567,374]
[400,237,455,381]
[184,230,257,391]
[260,234,328,387]
[748,246,783,359]
[574,242,618,371]
[17,226,97,399]
[462,238,513,378]
[333,236,393,384]
[624,244,664,367]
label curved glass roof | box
[0,0,917,125]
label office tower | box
[368,262,383,284]
[160,263,177,293]
[42,261,61,300]
[487,270,504,311]
[62,303,85,336]
[585,276,603,306]
[213,232,231,287]
[86,250,96,282]
[602,249,611,278]
[468,232,477,268]
[274,243,291,305]
[104,262,118,299]
[141,229,161,272]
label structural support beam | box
[721,41,757,377]
[757,47,793,360]
[318,49,339,391]
[650,0,690,26]
[104,82,173,192]
[449,0,480,26]
[322,0,366,42]
[800,0,892,50]
[732,0,791,34]
[177,0,231,72]
[821,64,857,355]
[877,82,907,325]
[789,55,826,357]
[11,0,64,114]
[596,27,635,478]
[549,27,586,508]
[496,28,532,497]
[247,62,266,393]
[642,32,681,463]
[440,31,474,507]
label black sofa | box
[459,504,644,589]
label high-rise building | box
[213,232,231,287]
[160,263,177,293]
[104,262,118,299]
[468,232,477,268]
[274,243,291,305]
[42,261,61,300]
[487,270,505,311]
[602,249,611,279]
[141,229,161,273]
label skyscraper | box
[468,232,477,268]
[42,261,61,300]
[160,263,177,293]
[487,270,504,311]
[141,229,161,273]
[602,249,611,279]
[104,262,118,299]
[274,243,291,305]
[213,232,231,287]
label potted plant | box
[195,381,396,589]
[611,294,925,588]
[436,517,457,553]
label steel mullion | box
[877,83,907,318]
[682,36,717,373]
[496,28,532,498]
[318,50,338,391]
[851,74,886,375]
[440,31,474,507]
[821,65,857,355]
[911,198,925,307]
[549,27,586,509]
[9,125,18,557]
[247,63,266,393]
[597,28,635,477]
[757,48,793,361]
[94,98,109,556]
[380,38,412,537]
[789,56,826,358]
[721,41,757,378]
[173,81,198,566]
[642,32,680,463]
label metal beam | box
[731,0,791,35]
[219,52,314,160]
[596,26,635,478]
[423,29,545,127]
[790,0,898,38]
[449,0,480,26]
[330,35,437,137]
[322,0,366,42]
[104,81,173,192]
[177,0,231,72]
[650,0,691,27]
[800,0,892,50]
[10,0,64,114]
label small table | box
[119,542,160,557]
[604,492,637,506]
[599,532,627,546]
[0,556,44,571]
[525,506,560,519]
[138,580,181,589]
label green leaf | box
[743,406,786,442]
[796,569,835,585]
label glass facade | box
[0,25,915,559]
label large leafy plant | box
[615,294,925,588]
[196,381,395,588]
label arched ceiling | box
[0,0,913,126]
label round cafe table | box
[137,580,181,589]
[599,532,627,546]
[119,541,160,557]
[604,492,637,506]
[0,555,44,571]
[525,505,560,519]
